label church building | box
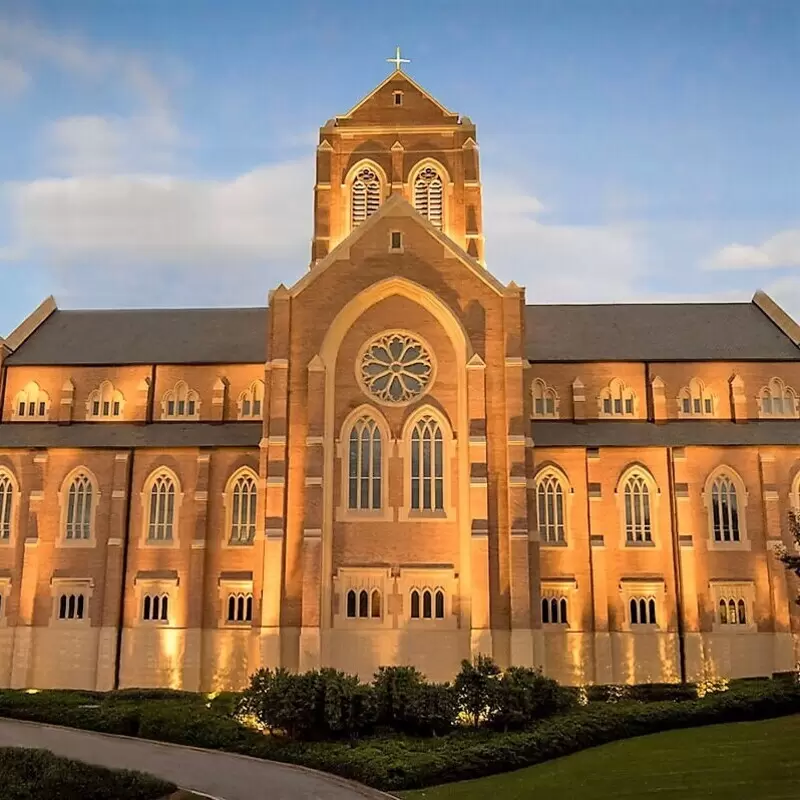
[0,62,799,691]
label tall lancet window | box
[413,166,444,229]
[65,473,93,540]
[410,415,444,512]
[348,416,382,510]
[351,167,381,228]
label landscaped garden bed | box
[0,660,797,792]
[0,746,176,800]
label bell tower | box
[311,50,484,265]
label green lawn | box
[401,714,800,800]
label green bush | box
[373,665,426,731]
[454,655,502,726]
[405,681,459,736]
[0,746,174,800]
[239,667,377,740]
[493,666,575,730]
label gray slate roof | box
[0,422,262,449]
[533,420,800,448]
[5,308,268,365]
[525,303,799,362]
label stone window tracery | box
[0,471,14,541]
[226,593,253,623]
[410,415,444,512]
[359,332,433,405]
[142,593,169,622]
[413,165,444,228]
[64,472,93,541]
[535,470,567,544]
[409,588,446,620]
[228,470,257,544]
[710,472,740,543]
[541,596,569,625]
[351,166,382,228]
[13,381,50,420]
[146,472,177,542]
[348,416,382,510]
[532,378,558,418]
[86,381,124,420]
[629,596,657,625]
[677,378,715,417]
[621,469,654,544]
[238,380,264,419]
[161,381,200,420]
[758,377,799,418]
[598,378,636,417]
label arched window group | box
[678,379,715,417]
[238,381,265,419]
[147,472,176,541]
[0,472,14,540]
[599,379,636,417]
[229,471,257,544]
[14,382,49,420]
[413,165,444,229]
[536,471,566,543]
[532,379,558,418]
[346,588,382,620]
[348,416,382,510]
[143,593,169,622]
[629,597,657,625]
[65,472,93,540]
[86,381,124,419]
[162,381,200,420]
[410,415,444,512]
[541,597,568,625]
[351,166,382,228]
[227,593,253,623]
[410,588,445,620]
[718,597,747,626]
[58,593,86,620]
[623,470,652,543]
[758,378,798,418]
[710,472,740,542]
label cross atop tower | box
[386,46,410,72]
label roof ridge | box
[56,306,268,314]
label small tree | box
[454,654,501,726]
[776,510,800,606]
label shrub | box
[240,667,377,740]
[492,666,575,730]
[454,654,501,726]
[405,681,458,736]
[373,666,426,731]
[0,746,174,800]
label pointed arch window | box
[410,415,444,512]
[758,378,799,418]
[599,379,636,417]
[238,381,265,420]
[0,472,14,541]
[147,472,177,542]
[229,471,257,544]
[677,378,715,417]
[13,382,50,420]
[226,593,253,623]
[348,416,382,510]
[410,588,446,620]
[65,473,93,540]
[161,381,200,420]
[536,470,566,544]
[541,596,569,625]
[351,166,382,228]
[413,165,444,229]
[622,470,653,543]
[142,593,169,622]
[629,596,657,625]
[86,381,124,420]
[710,473,740,543]
[532,379,558,418]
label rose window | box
[359,332,433,404]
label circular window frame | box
[356,330,436,407]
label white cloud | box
[4,159,313,305]
[762,275,800,321]
[483,174,646,301]
[0,17,180,175]
[706,228,800,270]
[0,57,29,97]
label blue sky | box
[0,0,798,331]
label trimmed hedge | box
[0,680,798,791]
[0,746,175,800]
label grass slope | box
[402,714,800,800]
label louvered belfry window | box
[413,166,443,228]
[351,167,381,228]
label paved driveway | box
[0,718,395,800]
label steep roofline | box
[291,193,508,297]
[338,70,458,121]
[752,289,800,347]
[4,295,57,352]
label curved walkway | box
[0,718,395,800]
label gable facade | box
[0,68,799,691]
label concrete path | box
[0,718,396,800]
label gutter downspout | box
[113,447,135,690]
[667,446,687,683]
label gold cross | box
[386,46,410,71]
